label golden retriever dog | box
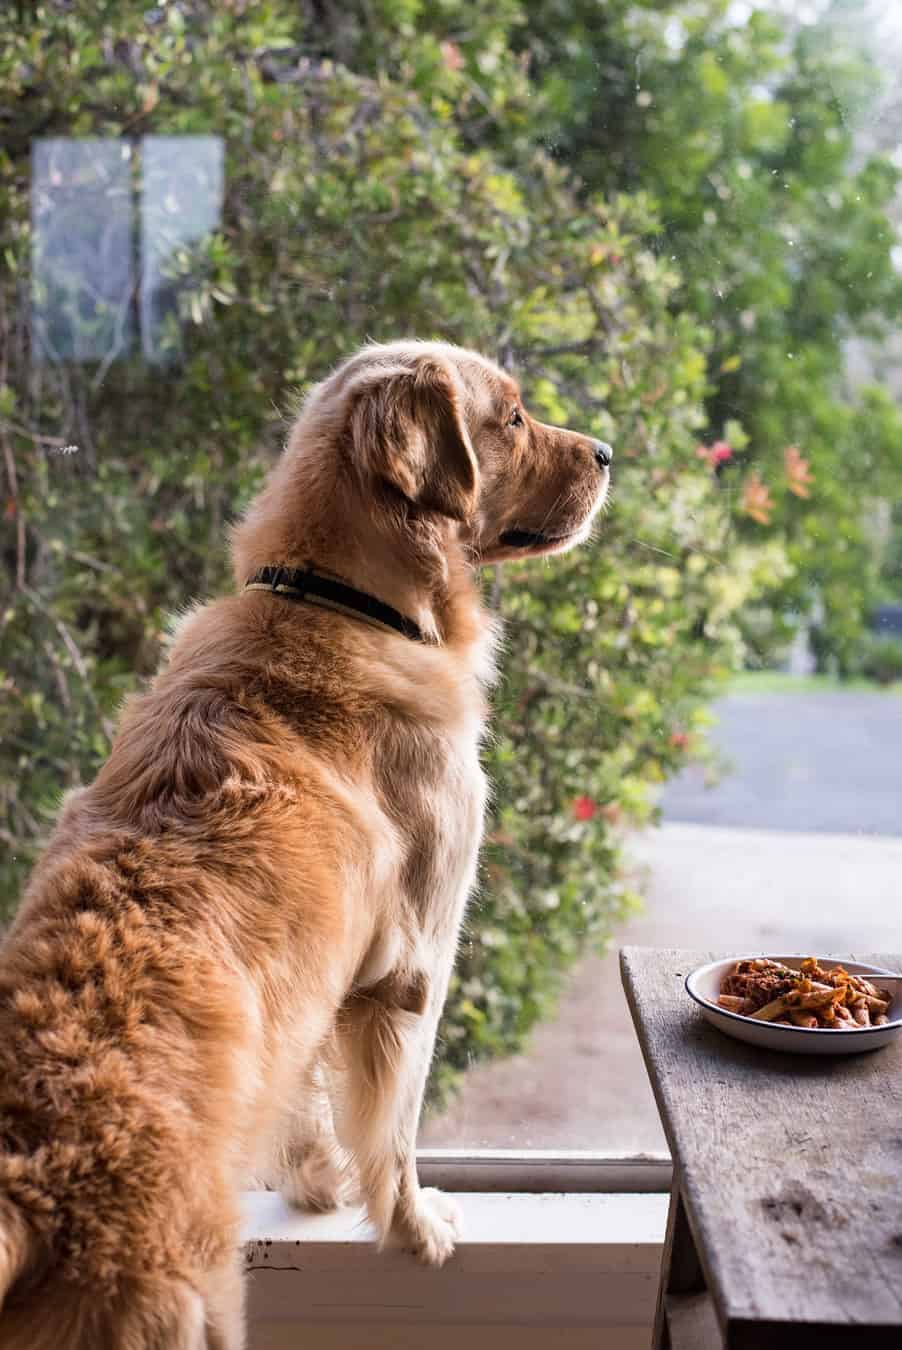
[0,340,611,1348]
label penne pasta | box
[717,995,746,1012]
[718,958,894,1030]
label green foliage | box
[851,634,902,686]
[1,0,895,1094]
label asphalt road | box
[661,691,902,836]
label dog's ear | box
[346,356,479,522]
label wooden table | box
[620,947,902,1350]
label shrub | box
[853,635,902,687]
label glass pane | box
[31,137,134,363]
[3,2,901,1185]
[140,135,224,362]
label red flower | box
[696,440,733,469]
[669,731,690,751]
[571,795,597,821]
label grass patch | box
[730,671,902,695]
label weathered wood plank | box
[621,947,902,1337]
[652,1181,710,1350]
[664,1292,722,1350]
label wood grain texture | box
[621,947,902,1343]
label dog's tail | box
[0,1200,205,1350]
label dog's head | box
[303,340,611,567]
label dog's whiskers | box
[535,488,569,536]
[629,537,678,560]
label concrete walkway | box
[422,823,902,1151]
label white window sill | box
[242,1187,668,1350]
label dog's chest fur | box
[371,706,487,933]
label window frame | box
[416,1148,671,1193]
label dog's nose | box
[593,440,613,469]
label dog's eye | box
[508,407,524,428]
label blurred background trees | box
[518,0,902,672]
[2,0,900,1091]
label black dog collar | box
[244,565,432,644]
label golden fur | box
[0,340,610,1348]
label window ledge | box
[242,1189,667,1348]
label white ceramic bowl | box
[685,955,902,1055]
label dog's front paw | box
[394,1186,462,1267]
[281,1146,352,1213]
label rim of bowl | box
[685,955,902,1035]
